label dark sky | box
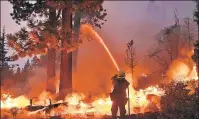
[1,1,196,68]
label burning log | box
[25,102,68,112]
[25,105,46,112]
[49,115,62,119]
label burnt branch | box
[148,47,169,71]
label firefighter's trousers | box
[111,100,126,119]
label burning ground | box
[1,70,198,119]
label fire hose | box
[127,86,131,119]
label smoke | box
[73,40,116,95]
[24,68,47,97]
[1,66,54,99]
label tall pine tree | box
[0,27,17,85]
[31,55,40,68]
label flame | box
[1,94,29,109]
[167,59,198,82]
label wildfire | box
[0,77,165,116]
[1,25,199,119]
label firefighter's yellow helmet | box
[118,70,126,77]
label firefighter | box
[110,70,130,119]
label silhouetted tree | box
[21,59,31,81]
[0,27,17,84]
[31,56,40,68]
[24,59,31,71]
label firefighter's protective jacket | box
[110,77,130,101]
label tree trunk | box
[46,7,56,94]
[187,18,191,50]
[72,10,81,71]
[197,23,199,90]
[46,48,56,93]
[59,7,72,98]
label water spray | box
[81,24,120,71]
